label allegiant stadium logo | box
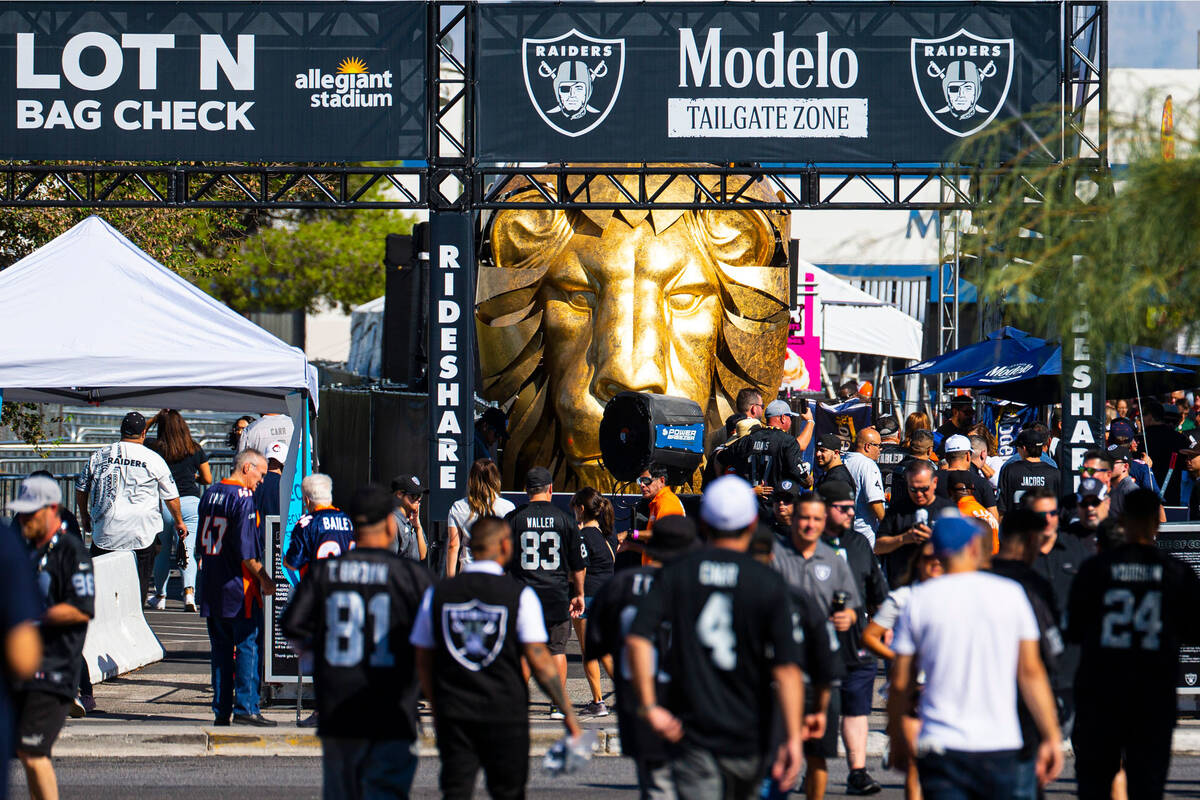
[294,57,394,108]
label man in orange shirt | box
[948,470,1000,553]
[639,463,684,533]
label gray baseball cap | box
[9,475,62,513]
[765,400,799,419]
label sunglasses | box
[1080,498,1105,509]
[831,503,855,512]
[1035,509,1060,520]
[1081,467,1110,475]
[638,476,655,487]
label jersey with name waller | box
[285,507,356,573]
[281,548,431,740]
[505,501,586,623]
[630,547,803,757]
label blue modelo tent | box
[895,327,1047,376]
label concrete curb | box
[52,723,1200,759]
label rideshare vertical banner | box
[1061,310,1106,493]
[428,214,475,523]
[0,2,426,161]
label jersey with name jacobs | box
[505,501,586,624]
[630,547,803,757]
[996,458,1062,515]
[281,548,431,740]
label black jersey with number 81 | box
[1067,543,1200,703]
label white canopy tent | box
[0,216,318,412]
[803,261,923,361]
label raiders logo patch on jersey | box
[443,599,508,672]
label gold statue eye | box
[667,291,703,314]
[567,290,596,310]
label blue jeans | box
[153,496,200,595]
[207,612,262,720]
[917,749,1019,800]
[1013,757,1037,800]
[322,737,418,800]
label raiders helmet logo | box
[1187,673,1197,687]
[443,600,508,672]
[522,29,625,137]
[910,29,1014,138]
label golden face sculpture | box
[477,169,791,491]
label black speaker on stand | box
[382,222,429,387]
[598,392,706,486]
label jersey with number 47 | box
[281,547,431,740]
[629,547,803,757]
[197,479,262,619]
[505,500,586,624]
[1067,543,1200,705]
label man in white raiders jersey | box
[412,516,581,799]
[281,485,432,800]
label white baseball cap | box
[266,439,289,463]
[700,475,758,531]
[9,476,62,513]
[944,434,972,454]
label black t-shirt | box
[877,443,907,500]
[876,496,956,585]
[505,501,586,624]
[280,547,431,740]
[1067,543,1200,709]
[25,532,95,698]
[1191,484,1200,522]
[722,427,808,489]
[996,458,1062,515]
[1145,423,1191,505]
[933,467,996,508]
[629,547,803,757]
[585,566,668,762]
[166,446,209,498]
[580,525,615,597]
[817,463,854,493]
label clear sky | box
[1110,1,1200,68]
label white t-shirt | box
[76,441,180,551]
[842,451,885,546]
[893,571,1038,753]
[239,414,294,458]
[446,496,516,566]
[872,584,913,631]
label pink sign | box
[782,272,821,392]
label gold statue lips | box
[477,167,791,491]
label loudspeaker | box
[382,225,429,385]
[598,392,706,485]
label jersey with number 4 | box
[1067,543,1200,706]
[505,501,586,624]
[197,479,262,619]
[281,547,431,740]
[629,547,803,757]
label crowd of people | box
[6,389,1200,800]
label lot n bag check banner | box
[0,2,426,161]
[476,2,1061,163]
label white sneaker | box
[147,595,167,611]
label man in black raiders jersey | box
[10,476,94,800]
[996,429,1062,517]
[413,516,582,800]
[505,466,586,718]
[586,515,699,799]
[628,475,806,800]
[281,485,432,800]
[1067,488,1200,799]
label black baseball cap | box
[390,474,428,495]
[1016,428,1046,448]
[875,414,900,437]
[949,395,974,408]
[121,411,147,437]
[774,479,801,503]
[816,433,843,452]
[349,484,395,526]
[644,515,698,562]
[1107,445,1131,463]
[818,480,855,504]
[525,466,554,492]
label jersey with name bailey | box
[285,507,356,573]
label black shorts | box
[840,661,876,717]
[546,620,571,656]
[803,685,841,760]
[16,690,72,757]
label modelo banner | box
[476,2,1060,163]
[0,2,426,161]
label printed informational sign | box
[476,2,1060,163]
[0,2,426,161]
[262,515,310,685]
[428,213,476,523]
[1156,525,1200,693]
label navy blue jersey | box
[198,480,262,619]
[285,507,356,574]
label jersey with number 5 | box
[505,500,586,624]
[281,547,431,739]
[197,479,261,619]
[1067,543,1200,704]
[628,547,803,757]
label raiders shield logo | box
[910,29,1014,138]
[442,600,508,672]
[1187,673,1197,687]
[522,29,625,137]
[814,564,832,582]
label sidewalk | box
[62,604,1200,758]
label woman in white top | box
[445,459,515,577]
[863,541,943,800]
